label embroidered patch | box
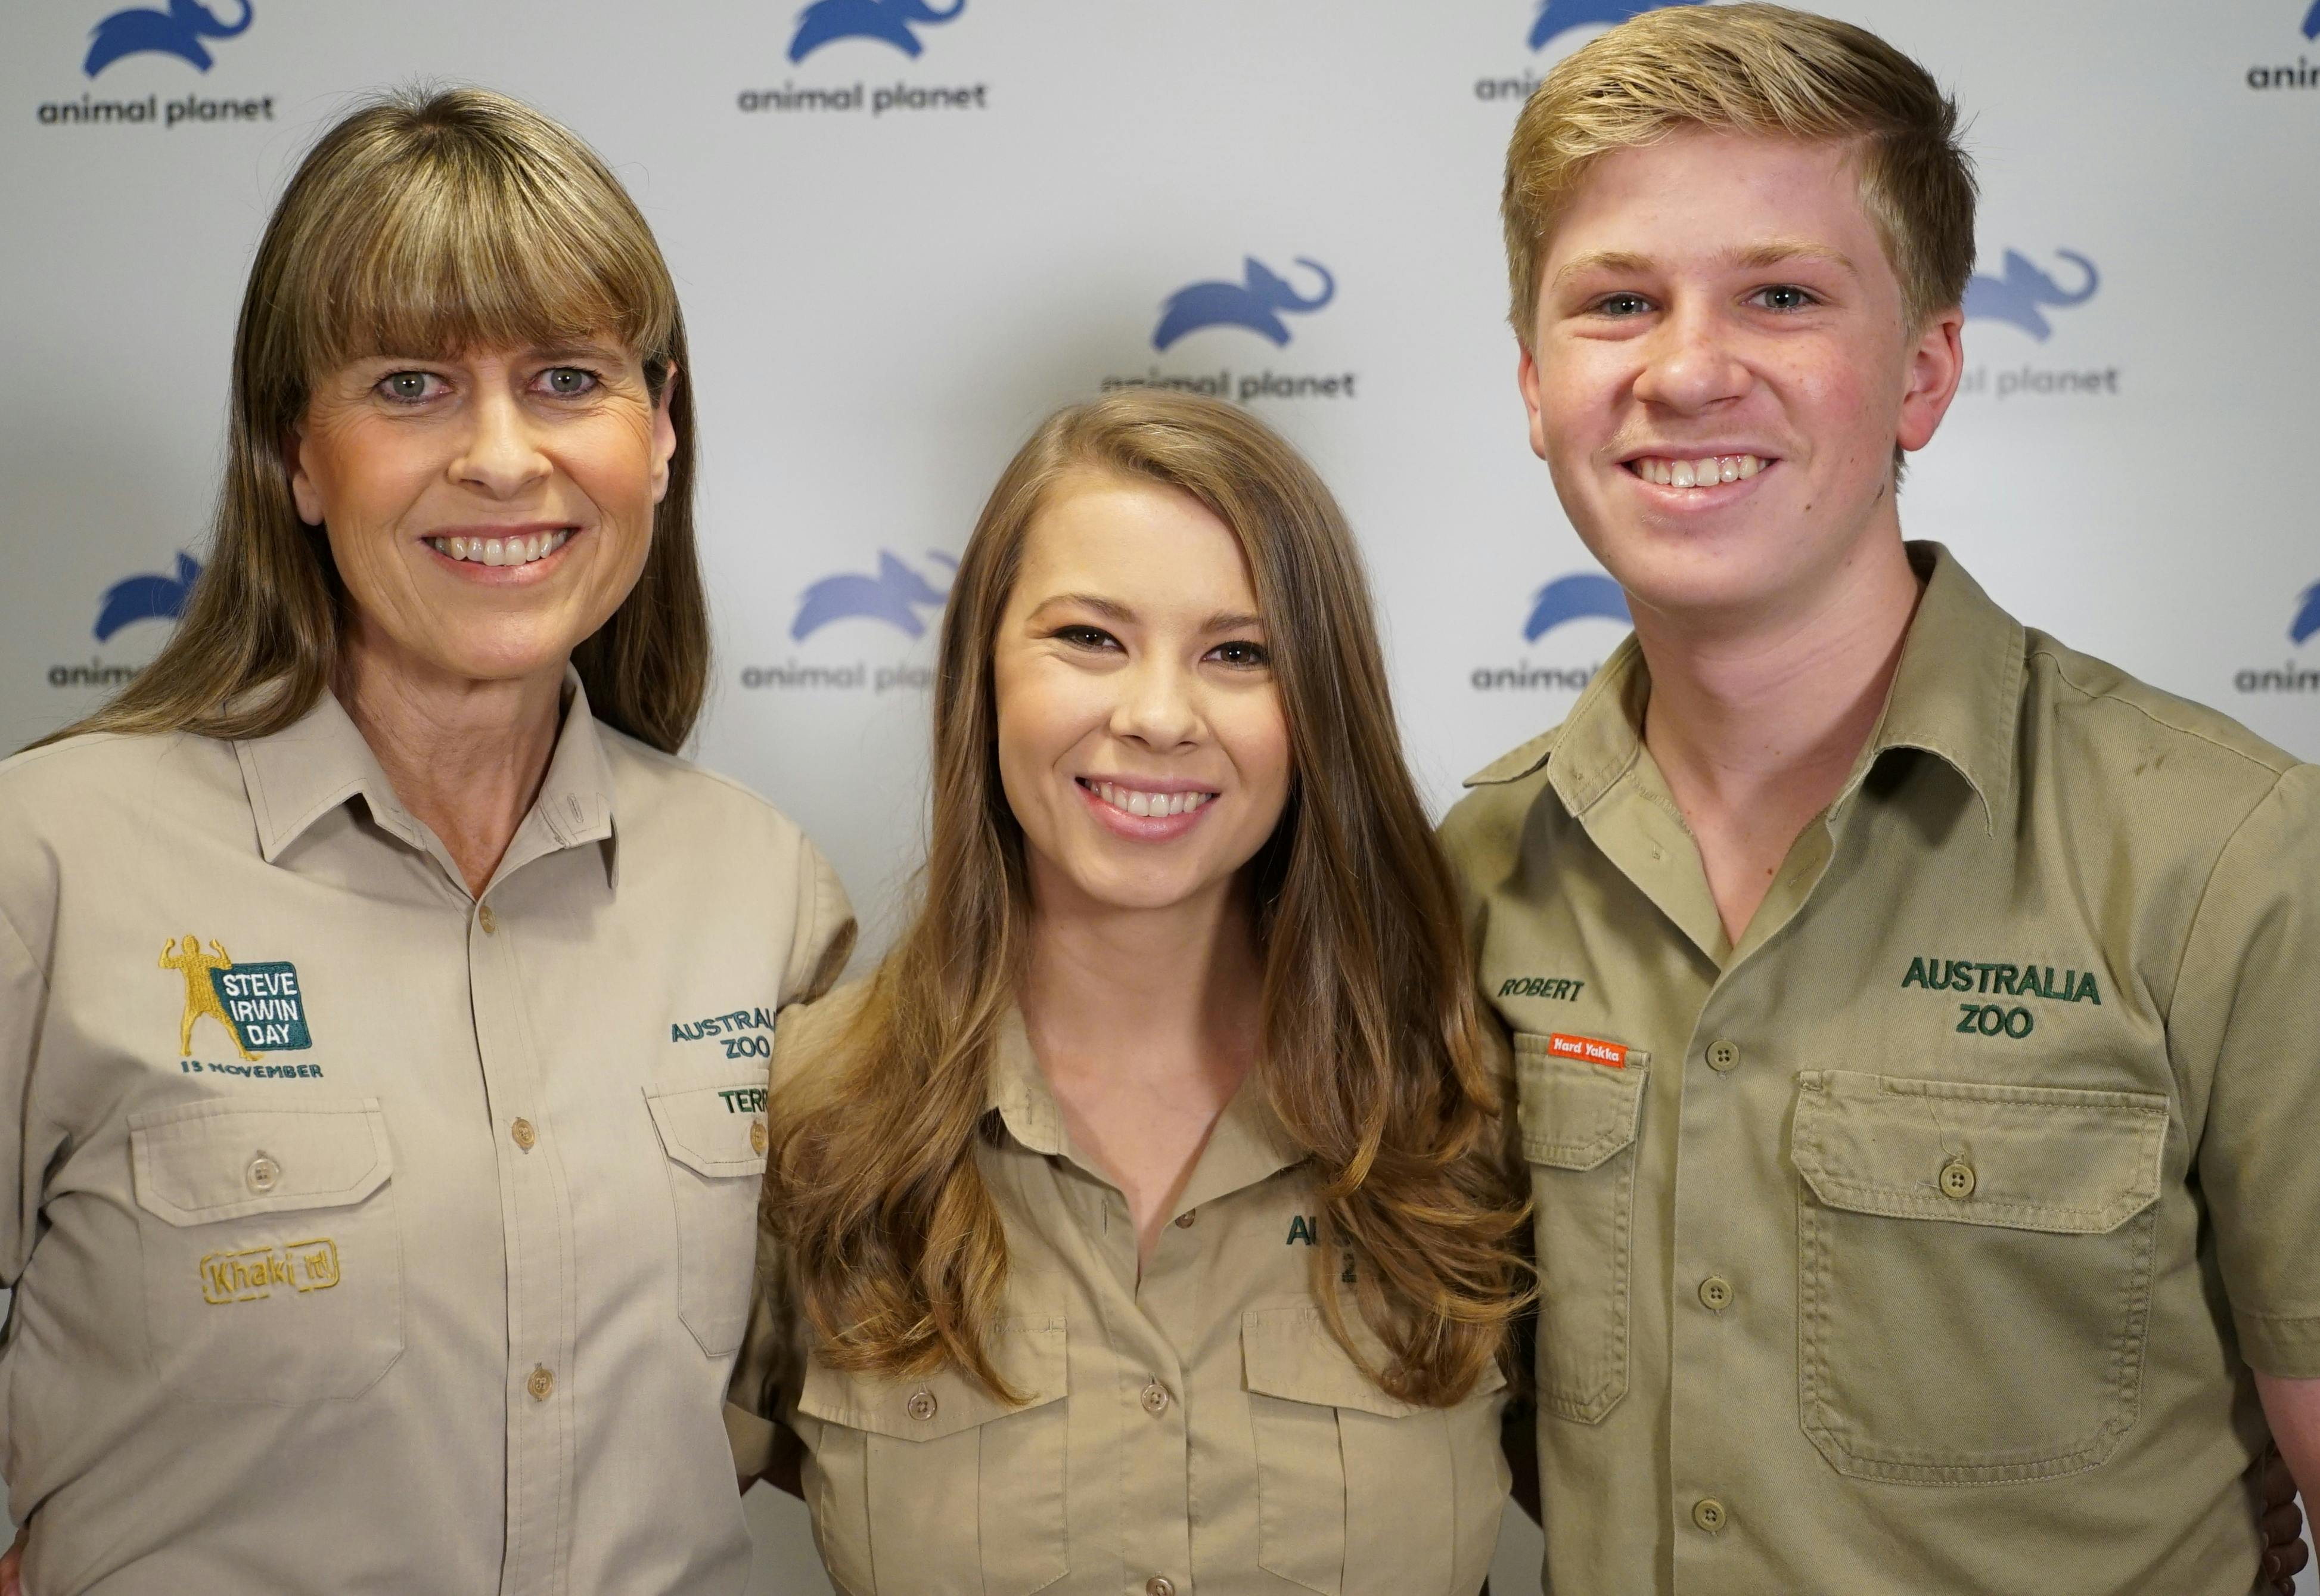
[200,1239,341,1305]
[161,936,311,1058]
[1547,1032,1629,1069]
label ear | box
[1896,305,1966,455]
[284,421,325,527]
[1517,340,1551,462]
[648,365,679,506]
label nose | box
[1631,300,1750,415]
[448,386,552,499]
[1110,653,1201,752]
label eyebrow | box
[1027,594,1267,634]
[1551,240,1858,291]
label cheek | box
[1219,696,1293,821]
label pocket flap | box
[1514,1035,1649,1170]
[796,1314,1067,1441]
[1241,1305,1434,1418]
[646,1081,768,1178]
[1792,1070,2168,1235]
[129,1098,392,1227]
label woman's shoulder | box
[0,728,239,837]
[594,726,839,880]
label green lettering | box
[1902,957,1928,990]
[1287,1215,1317,1246]
[1993,965,2019,996]
[2079,972,2101,1005]
[1949,960,1976,992]
[1974,962,1998,993]
[1497,979,1517,997]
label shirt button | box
[527,1365,554,1402]
[510,1118,537,1151]
[246,1153,281,1193]
[1692,1497,1729,1534]
[1141,1380,1171,1416]
[1706,1039,1741,1073]
[906,1388,938,1422]
[477,903,498,935]
[750,1119,769,1156]
[1174,1210,1197,1228]
[1940,1159,1977,1199]
[1146,1579,1175,1596]
[1699,1276,1734,1312]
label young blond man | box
[1442,6,2320,1591]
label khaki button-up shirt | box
[0,679,852,1594]
[727,986,1510,1596]
[1441,545,2320,1595]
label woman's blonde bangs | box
[275,100,679,380]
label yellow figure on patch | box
[161,935,258,1060]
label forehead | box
[1015,474,1257,614]
[1544,129,1890,285]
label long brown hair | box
[767,392,1528,1406]
[39,86,707,754]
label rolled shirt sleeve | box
[2175,762,2320,1376]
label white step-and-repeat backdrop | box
[5,2,2317,1590]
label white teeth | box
[1090,781,1213,820]
[428,530,571,567]
[1634,455,1765,490]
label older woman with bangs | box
[729,392,1531,1596]
[0,89,850,1592]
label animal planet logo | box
[1963,250,2100,341]
[788,0,962,62]
[1473,572,1630,693]
[96,551,201,642]
[1153,259,1337,352]
[2247,1,2320,88]
[2234,581,2320,694]
[85,0,250,74]
[742,552,956,693]
[1529,0,1703,52]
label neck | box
[335,620,566,898]
[1630,535,1923,943]
[1020,871,1263,1087]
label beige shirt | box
[1440,544,2320,1595]
[0,679,852,1595]
[727,986,1510,1596]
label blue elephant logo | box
[793,551,956,641]
[1963,250,2100,341]
[1529,0,1704,52]
[2292,582,2320,647]
[789,0,963,63]
[1153,259,1336,352]
[95,552,201,642]
[85,0,251,76]
[1524,573,1630,642]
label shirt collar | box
[1463,542,2023,831]
[983,1006,1302,1205]
[235,665,618,868]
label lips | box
[1074,776,1220,841]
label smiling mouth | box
[1076,778,1218,819]
[1625,454,1769,489]
[424,530,574,567]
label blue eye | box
[540,367,600,397]
[1755,285,1816,311]
[377,371,443,403]
[1597,293,1652,317]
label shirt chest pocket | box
[1513,1036,1648,1424]
[793,1315,1070,1596]
[1243,1306,1509,1596]
[128,1097,403,1402]
[1791,1070,2169,1485]
[645,1082,769,1356]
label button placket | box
[246,1153,281,1193]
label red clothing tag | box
[1548,1032,1629,1069]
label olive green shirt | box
[726,986,1510,1596]
[1440,544,2320,1595]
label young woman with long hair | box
[729,390,1530,1596]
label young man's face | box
[1518,129,1963,629]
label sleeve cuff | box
[726,1399,778,1479]
[2235,1311,2320,1378]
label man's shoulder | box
[2022,628,2304,804]
[1440,722,1569,862]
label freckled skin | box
[1517,131,1964,635]
[992,474,1293,921]
[287,341,676,694]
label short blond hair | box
[1502,3,1975,343]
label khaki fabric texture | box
[728,986,1511,1596]
[0,679,853,1595]
[1440,545,2320,1596]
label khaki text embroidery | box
[200,1239,341,1305]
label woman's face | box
[993,472,1293,920]
[288,337,676,689]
